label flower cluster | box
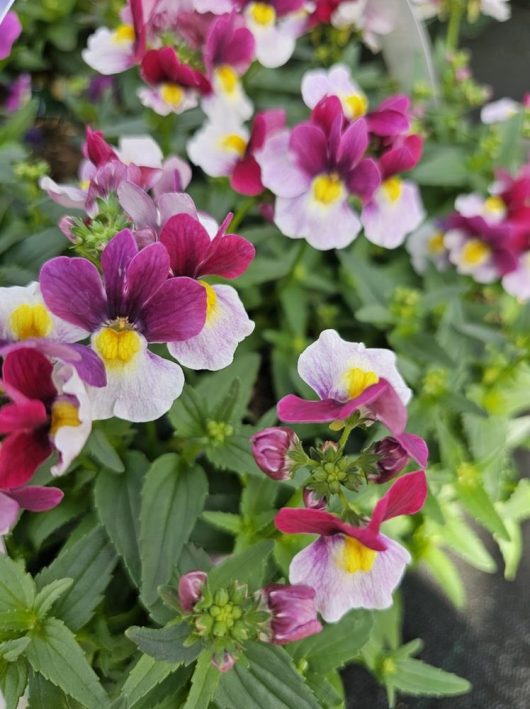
[408,163,530,300]
[251,330,428,622]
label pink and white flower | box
[330,0,397,51]
[241,0,308,68]
[188,114,250,180]
[302,64,368,120]
[277,329,411,435]
[275,470,427,620]
[503,252,530,300]
[406,221,449,274]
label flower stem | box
[230,196,257,231]
[446,0,464,52]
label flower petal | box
[141,276,206,343]
[160,214,212,277]
[369,470,427,531]
[101,229,139,318]
[126,242,170,321]
[0,431,52,489]
[8,486,64,512]
[2,348,56,401]
[0,492,20,535]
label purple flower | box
[250,426,299,480]
[39,229,207,422]
[371,433,428,484]
[0,12,22,61]
[4,74,31,113]
[178,570,207,612]
[262,584,322,644]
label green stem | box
[446,0,464,52]
[230,196,257,231]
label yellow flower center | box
[113,24,135,43]
[160,83,185,108]
[249,2,276,25]
[50,401,81,436]
[79,179,91,191]
[94,323,142,367]
[201,281,218,322]
[428,231,445,254]
[312,174,344,206]
[216,65,239,95]
[382,177,403,203]
[339,537,377,574]
[461,239,491,267]
[344,93,368,119]
[9,304,53,340]
[221,133,247,156]
[483,195,505,216]
[343,367,379,399]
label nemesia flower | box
[159,212,255,370]
[261,584,322,643]
[202,12,255,121]
[275,470,427,620]
[250,426,299,480]
[0,485,63,536]
[370,433,428,484]
[406,220,450,274]
[3,74,31,113]
[481,97,519,124]
[188,114,250,181]
[257,96,380,250]
[411,0,510,21]
[302,65,369,121]
[40,229,207,421]
[502,252,530,300]
[277,329,411,435]
[139,47,210,116]
[0,12,22,60]
[241,0,308,68]
[179,570,208,612]
[329,0,397,51]
[0,348,92,485]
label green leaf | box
[183,652,220,709]
[439,514,496,573]
[305,671,344,708]
[0,637,31,662]
[389,657,471,697]
[497,518,522,580]
[289,610,373,673]
[421,546,466,608]
[35,526,118,631]
[34,579,74,619]
[0,557,35,612]
[456,482,510,541]
[206,429,263,477]
[126,622,202,665]
[139,454,208,609]
[411,145,469,186]
[86,428,125,472]
[207,540,273,593]
[95,450,148,586]
[121,655,191,709]
[501,479,530,522]
[216,643,320,709]
[0,659,28,709]
[195,353,260,424]
[28,672,84,708]
[201,511,242,535]
[26,618,109,708]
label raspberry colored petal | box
[337,118,368,170]
[85,126,116,167]
[395,433,429,469]
[40,257,107,331]
[198,234,255,279]
[205,13,255,74]
[249,109,286,152]
[366,380,408,435]
[0,400,48,434]
[101,229,138,318]
[347,158,381,202]
[230,155,264,196]
[2,348,56,401]
[0,12,22,60]
[380,134,423,178]
[311,95,343,136]
[141,276,206,343]
[130,0,146,60]
[0,431,52,489]
[160,214,211,277]
[369,470,428,532]
[289,124,328,176]
[367,109,409,137]
[8,486,64,512]
[126,242,170,320]
[0,492,20,534]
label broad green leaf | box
[389,657,471,697]
[206,429,263,477]
[411,145,469,186]
[195,353,260,424]
[35,526,117,631]
[0,659,28,709]
[0,557,35,612]
[126,622,202,665]
[140,454,208,609]
[183,652,220,709]
[216,643,320,709]
[34,579,74,619]
[95,450,148,586]
[305,671,344,708]
[121,655,175,707]
[289,610,373,673]
[86,428,124,473]
[207,540,273,593]
[501,479,530,522]
[26,618,109,708]
[456,482,510,541]
[421,547,466,608]
[28,672,84,708]
[240,477,279,518]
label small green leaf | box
[0,659,28,709]
[126,622,202,665]
[28,672,85,708]
[120,655,174,707]
[0,557,35,612]
[457,482,510,541]
[207,540,273,593]
[0,637,31,662]
[201,512,242,535]
[421,546,466,608]
[440,514,496,573]
[34,579,74,619]
[390,657,471,697]
[183,652,221,709]
[86,428,124,473]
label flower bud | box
[250,427,299,480]
[371,437,410,484]
[212,651,236,673]
[178,570,207,613]
[262,584,322,645]
[303,488,326,510]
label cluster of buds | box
[173,571,321,672]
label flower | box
[481,98,520,124]
[139,47,210,116]
[371,433,428,484]
[406,220,450,274]
[302,64,369,120]
[275,470,427,620]
[159,212,255,370]
[40,229,207,422]
[250,426,300,480]
[179,570,208,612]
[261,584,322,643]
[328,0,398,51]
[277,329,411,435]
[0,486,63,536]
[241,0,308,68]
[0,348,92,486]
[4,74,31,113]
[257,96,380,250]
[0,12,22,60]
[502,252,530,301]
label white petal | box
[39,176,87,210]
[362,181,425,248]
[252,24,296,68]
[503,253,530,301]
[138,87,198,117]
[257,131,311,199]
[117,136,164,168]
[82,27,134,75]
[187,120,248,178]
[51,364,92,476]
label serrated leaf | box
[0,659,28,709]
[456,482,510,541]
[216,642,320,709]
[389,657,471,697]
[289,610,373,673]
[201,511,242,535]
[305,671,344,708]
[0,557,35,612]
[168,388,206,437]
[28,670,85,708]
[35,526,117,631]
[497,518,522,580]
[0,637,31,662]
[439,514,496,573]
[121,655,191,709]
[34,579,74,619]
[86,428,124,472]
[207,540,273,593]
[26,618,109,708]
[140,455,208,610]
[126,623,202,665]
[206,428,263,477]
[183,651,220,709]
[95,450,148,586]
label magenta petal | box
[0,400,48,434]
[197,234,255,279]
[370,470,427,532]
[366,382,407,435]
[85,126,116,167]
[367,109,409,137]
[0,492,20,534]
[249,109,286,152]
[311,95,343,136]
[141,276,206,343]
[126,242,170,320]
[2,348,56,402]
[205,13,255,73]
[0,12,22,61]
[395,433,429,469]
[160,213,211,277]
[347,158,381,202]
[230,156,264,197]
[40,256,107,331]
[275,0,306,14]
[8,486,64,512]
[337,118,368,170]
[101,229,138,318]
[0,431,52,489]
[380,135,423,178]
[289,124,328,176]
[178,570,207,612]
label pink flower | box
[4,74,31,113]
[261,584,322,644]
[371,433,428,484]
[178,570,208,612]
[250,426,299,480]
[275,471,427,620]
[0,486,63,536]
[0,12,22,60]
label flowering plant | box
[0,0,529,707]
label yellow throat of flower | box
[9,303,53,340]
[94,322,142,367]
[201,281,218,322]
[216,65,239,95]
[249,2,277,26]
[221,133,247,156]
[312,174,344,206]
[160,83,185,108]
[428,231,445,254]
[113,24,135,43]
[50,400,81,436]
[344,93,368,119]
[339,536,377,574]
[461,239,491,267]
[483,195,505,217]
[343,367,379,399]
[382,177,403,203]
